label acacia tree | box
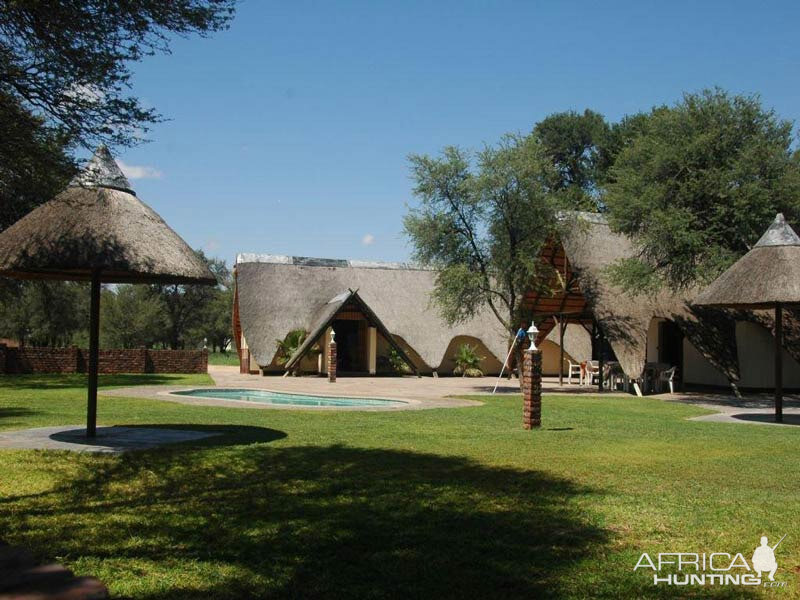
[404,134,559,374]
[189,258,234,352]
[533,109,612,211]
[0,0,236,148]
[0,281,87,347]
[0,0,236,233]
[0,92,76,233]
[605,89,800,291]
[100,286,168,349]
[150,252,227,349]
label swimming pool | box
[171,388,407,408]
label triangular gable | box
[284,288,418,375]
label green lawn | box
[208,351,240,366]
[0,375,798,598]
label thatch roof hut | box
[531,212,740,383]
[0,147,214,285]
[695,213,800,421]
[694,214,800,309]
[0,146,215,437]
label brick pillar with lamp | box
[328,329,337,383]
[522,323,542,429]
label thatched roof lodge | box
[233,254,590,376]
[530,212,800,391]
[234,212,800,389]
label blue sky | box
[113,0,800,266]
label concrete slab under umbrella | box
[694,213,800,422]
[0,146,216,436]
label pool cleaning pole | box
[492,329,525,394]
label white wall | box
[682,321,800,388]
[646,318,663,362]
[682,338,729,387]
[736,321,800,388]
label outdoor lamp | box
[527,323,539,351]
[330,329,336,344]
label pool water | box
[172,388,406,407]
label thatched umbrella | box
[694,213,800,422]
[0,146,216,436]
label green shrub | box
[275,329,308,366]
[386,347,412,374]
[453,344,484,377]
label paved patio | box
[102,365,626,411]
[0,425,221,453]
[662,391,800,426]
[100,366,800,425]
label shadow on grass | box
[4,444,611,599]
[0,373,205,391]
[474,384,614,396]
[732,413,800,426]
[44,424,288,449]
[0,407,41,430]
[121,423,289,447]
[0,407,39,419]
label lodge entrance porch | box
[284,289,417,377]
[332,318,368,374]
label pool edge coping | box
[160,387,423,411]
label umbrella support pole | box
[87,269,101,438]
[775,303,783,423]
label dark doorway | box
[658,320,683,375]
[591,325,617,362]
[332,319,365,373]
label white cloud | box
[65,83,105,104]
[118,160,163,180]
[361,233,375,246]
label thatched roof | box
[69,145,133,193]
[285,289,417,373]
[559,213,739,381]
[0,147,216,285]
[235,255,509,370]
[694,213,800,309]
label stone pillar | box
[367,326,377,375]
[523,348,542,429]
[328,340,337,383]
[321,327,331,374]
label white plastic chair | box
[567,360,582,385]
[657,366,677,393]
[585,360,600,386]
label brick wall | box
[0,346,207,375]
[98,349,147,374]
[147,349,208,374]
[9,347,80,374]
